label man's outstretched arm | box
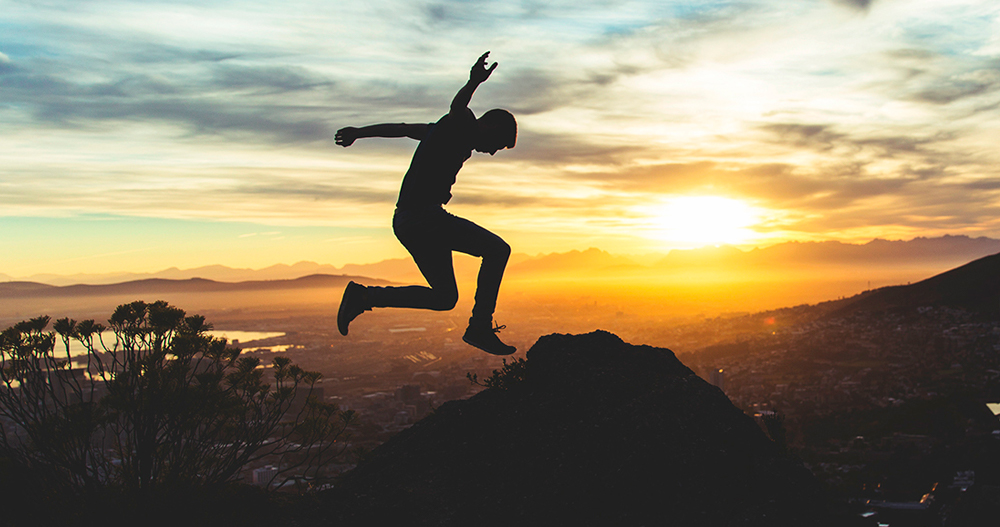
[335,123,429,147]
[450,51,497,115]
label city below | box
[2,243,999,525]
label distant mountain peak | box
[6,234,1000,287]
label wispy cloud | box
[3,0,1000,273]
[830,0,877,12]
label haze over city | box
[3,0,1000,280]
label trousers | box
[367,207,511,321]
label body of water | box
[59,330,285,360]
[208,330,285,344]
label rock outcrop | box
[328,331,841,526]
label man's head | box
[475,109,517,155]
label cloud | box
[424,3,450,23]
[583,155,1000,239]
[912,77,998,104]
[570,158,921,212]
[335,79,448,118]
[6,0,1000,261]
[0,51,12,74]
[37,97,332,143]
[503,129,645,166]
[759,124,846,152]
[126,46,241,66]
[452,190,548,208]
[877,47,1000,107]
[481,68,568,115]
[759,123,950,158]
[0,61,341,143]
[232,178,397,204]
[829,0,876,11]
[211,64,332,94]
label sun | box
[642,196,761,247]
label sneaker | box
[337,281,370,336]
[463,318,516,356]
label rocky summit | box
[326,330,843,526]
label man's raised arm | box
[450,51,497,115]
[335,123,429,147]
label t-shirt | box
[395,109,476,209]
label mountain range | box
[0,274,391,299]
[4,235,998,286]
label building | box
[252,465,278,486]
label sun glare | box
[643,196,761,247]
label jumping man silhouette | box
[335,52,517,355]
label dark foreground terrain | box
[316,330,857,526]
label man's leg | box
[338,208,514,355]
[338,209,459,336]
[367,243,458,311]
[441,213,511,322]
[439,212,514,355]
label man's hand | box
[336,127,359,147]
[470,51,498,85]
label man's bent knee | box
[490,239,511,262]
[429,289,459,311]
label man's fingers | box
[488,62,498,72]
[335,129,351,147]
[475,51,491,68]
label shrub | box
[0,300,354,505]
[468,357,528,391]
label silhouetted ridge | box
[836,251,1000,316]
[329,331,840,526]
[0,281,58,295]
[0,274,391,298]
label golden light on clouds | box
[641,196,764,247]
[3,0,1000,276]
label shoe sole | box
[462,334,516,356]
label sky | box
[2,0,1000,277]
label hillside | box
[833,250,1000,316]
[323,331,854,526]
[0,274,391,299]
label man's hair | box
[479,108,517,148]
